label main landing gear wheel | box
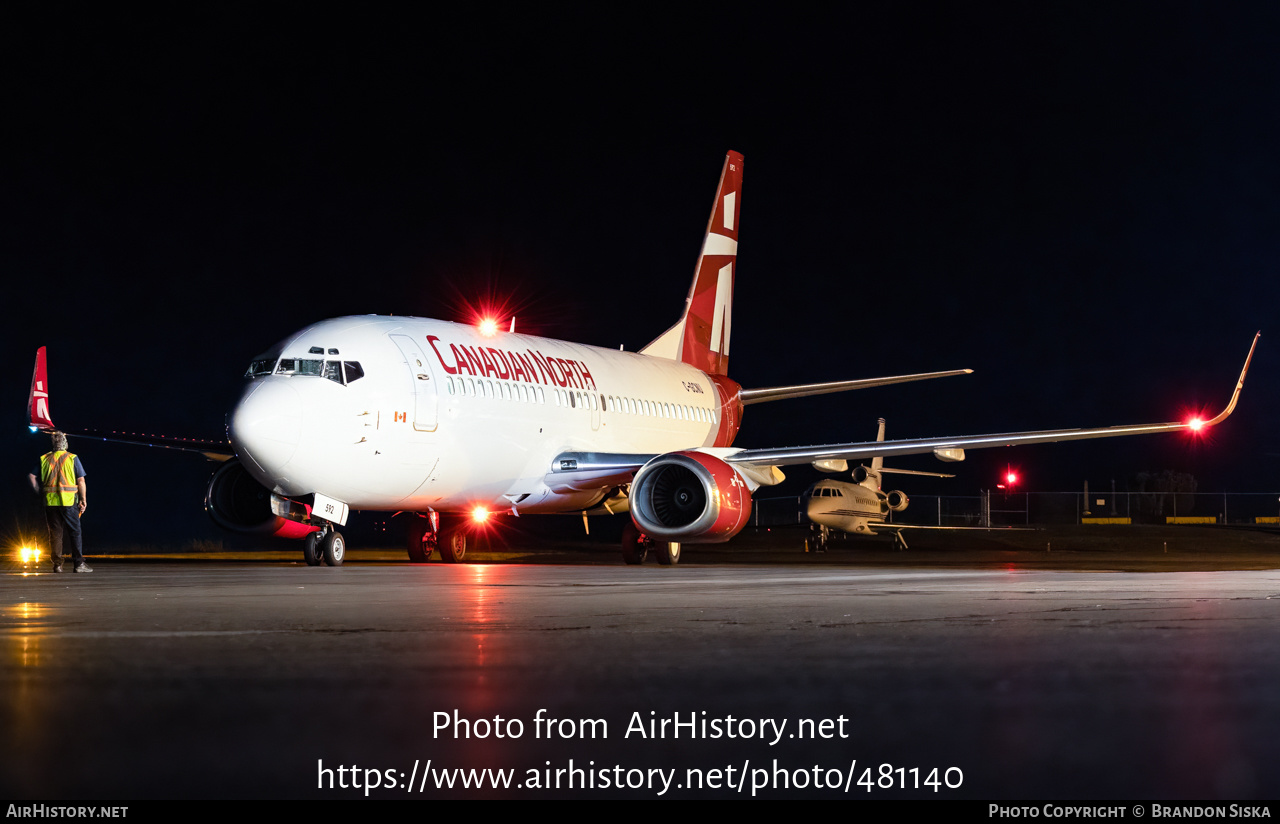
[302,533,322,566]
[655,541,682,566]
[320,530,345,566]
[620,523,649,565]
[406,518,436,563]
[439,530,467,563]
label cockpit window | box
[244,357,276,378]
[276,358,324,376]
[251,356,362,385]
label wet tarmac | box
[3,527,1280,799]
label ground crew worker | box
[28,431,90,573]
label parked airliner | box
[28,151,1259,567]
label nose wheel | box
[807,523,829,553]
[321,529,345,565]
[303,525,345,566]
[303,532,322,566]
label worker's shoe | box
[73,563,92,573]
[51,565,62,573]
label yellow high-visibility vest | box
[40,451,78,507]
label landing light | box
[478,318,499,338]
[18,547,40,565]
[471,506,491,524]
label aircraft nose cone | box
[230,380,301,478]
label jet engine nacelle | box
[885,490,909,512]
[851,465,881,486]
[629,451,752,543]
[205,459,316,539]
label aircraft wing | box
[55,429,233,461]
[728,332,1258,471]
[550,333,1258,490]
[28,346,233,461]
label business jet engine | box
[851,465,880,485]
[885,490,909,512]
[629,451,752,543]
[205,458,315,539]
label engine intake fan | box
[630,451,752,543]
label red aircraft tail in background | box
[29,345,53,431]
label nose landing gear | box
[806,523,829,553]
[303,532,322,566]
[320,529,345,565]
[304,524,345,566]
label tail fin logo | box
[33,383,49,423]
[29,346,54,430]
[640,151,743,376]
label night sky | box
[4,5,1279,546]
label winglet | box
[29,346,54,431]
[1202,331,1260,427]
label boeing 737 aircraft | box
[28,151,1259,567]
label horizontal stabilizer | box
[27,347,232,460]
[740,369,972,405]
[67,428,233,461]
[878,467,955,478]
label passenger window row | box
[444,376,716,425]
[446,376,547,405]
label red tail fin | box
[29,346,54,430]
[641,150,743,376]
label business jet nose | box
[230,380,302,478]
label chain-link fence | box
[752,492,1280,527]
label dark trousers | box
[45,505,84,568]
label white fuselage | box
[805,478,888,534]
[230,316,727,514]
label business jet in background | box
[804,418,968,552]
[28,151,1259,567]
